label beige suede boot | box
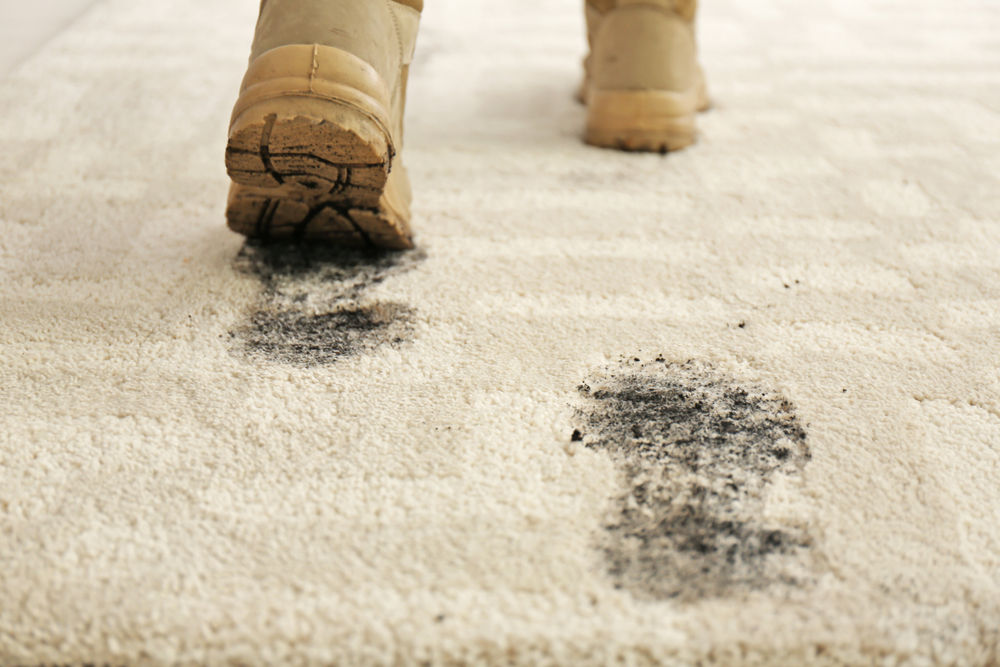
[225,0,422,249]
[583,0,710,152]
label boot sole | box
[224,45,413,249]
[584,83,710,153]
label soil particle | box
[231,241,423,366]
[575,358,811,601]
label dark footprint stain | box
[231,241,424,366]
[575,358,811,602]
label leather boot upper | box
[585,0,700,94]
[249,0,420,144]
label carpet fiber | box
[2,0,999,665]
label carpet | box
[2,0,999,665]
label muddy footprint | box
[575,358,812,601]
[231,241,424,366]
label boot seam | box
[309,44,319,94]
[387,0,405,93]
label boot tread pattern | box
[225,110,411,249]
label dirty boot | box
[225,0,421,249]
[582,0,710,152]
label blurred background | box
[0,0,99,75]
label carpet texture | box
[2,0,999,665]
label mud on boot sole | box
[225,169,413,251]
[224,44,412,248]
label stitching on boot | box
[309,44,319,94]
[386,0,405,161]
[387,0,405,89]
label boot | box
[225,0,422,249]
[582,0,710,152]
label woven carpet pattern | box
[1,0,999,665]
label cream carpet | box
[2,0,1000,665]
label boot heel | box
[227,96,391,207]
[585,89,699,152]
[225,45,395,200]
[224,44,413,249]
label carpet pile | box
[1,0,999,664]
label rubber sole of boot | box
[584,80,711,153]
[224,45,413,249]
[225,167,412,250]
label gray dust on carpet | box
[575,358,812,601]
[231,242,423,366]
